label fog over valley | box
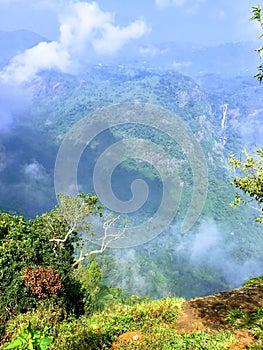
[0,0,262,301]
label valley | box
[0,31,262,300]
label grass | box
[226,306,263,349]
[1,297,237,350]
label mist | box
[0,123,57,217]
[101,219,263,299]
[188,220,263,286]
[240,110,263,149]
[0,2,148,85]
[0,0,262,302]
[0,83,30,131]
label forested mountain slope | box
[0,37,262,299]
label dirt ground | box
[113,283,263,349]
[175,283,263,348]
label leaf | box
[27,321,34,337]
[40,337,53,350]
[6,339,23,349]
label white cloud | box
[0,1,149,84]
[60,2,148,55]
[155,0,186,8]
[1,42,71,84]
[93,19,148,54]
[59,2,113,53]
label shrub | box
[22,266,62,298]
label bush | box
[0,194,104,321]
[1,298,237,350]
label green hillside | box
[0,65,262,301]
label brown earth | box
[111,330,144,349]
[113,284,263,349]
[175,283,263,348]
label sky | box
[0,0,260,45]
[0,0,261,84]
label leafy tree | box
[229,149,263,223]
[73,255,102,314]
[229,6,263,222]
[49,193,125,267]
[251,5,263,82]
[0,193,124,320]
[0,213,36,316]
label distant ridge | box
[0,29,48,68]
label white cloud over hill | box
[0,1,148,84]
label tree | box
[47,193,126,266]
[229,148,263,223]
[73,255,102,314]
[0,193,125,319]
[0,208,80,318]
[251,5,263,82]
[229,6,263,221]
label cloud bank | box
[0,1,148,84]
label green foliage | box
[243,275,263,288]
[0,213,39,316]
[0,193,104,321]
[226,306,263,348]
[6,322,53,350]
[142,329,234,350]
[0,298,236,350]
[229,148,263,223]
[1,61,262,302]
[225,309,247,325]
[73,255,102,314]
[251,5,263,82]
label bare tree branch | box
[73,216,126,267]
[46,193,125,264]
[49,223,76,244]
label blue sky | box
[0,0,260,45]
[0,0,261,84]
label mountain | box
[0,53,262,299]
[0,29,259,76]
[105,41,260,77]
[0,29,47,68]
